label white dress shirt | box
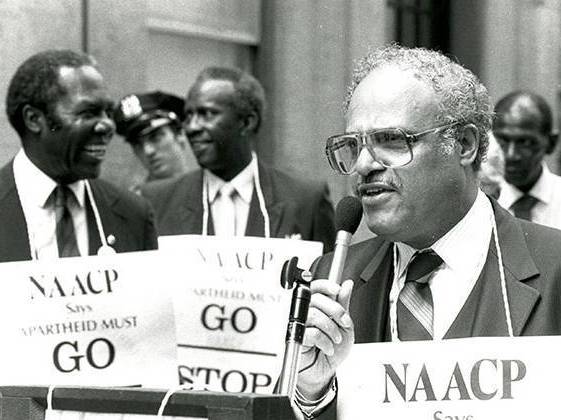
[204,158,254,236]
[498,163,561,230]
[296,191,496,417]
[390,190,494,340]
[13,149,89,259]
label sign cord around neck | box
[46,384,56,411]
[85,180,115,255]
[201,152,270,238]
[157,385,189,418]
[390,211,513,340]
[491,211,513,337]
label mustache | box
[355,176,401,195]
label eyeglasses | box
[325,122,460,175]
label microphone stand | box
[276,257,312,400]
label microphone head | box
[335,196,363,234]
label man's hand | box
[296,279,354,400]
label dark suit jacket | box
[0,161,158,262]
[140,164,336,253]
[311,201,561,419]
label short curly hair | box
[345,44,492,169]
[192,66,266,134]
[6,49,96,137]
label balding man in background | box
[493,91,561,228]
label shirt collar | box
[499,162,552,207]
[13,149,86,208]
[395,190,494,279]
[204,157,255,204]
[529,163,553,204]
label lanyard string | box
[29,181,110,259]
[251,152,271,238]
[491,210,513,337]
[201,152,270,238]
[46,385,56,411]
[389,210,513,341]
[84,180,108,249]
[157,385,189,418]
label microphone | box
[277,257,312,399]
[327,196,363,285]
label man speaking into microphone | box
[294,45,561,419]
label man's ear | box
[240,111,259,135]
[22,104,45,134]
[457,124,479,166]
[546,130,558,154]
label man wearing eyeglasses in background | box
[493,91,561,229]
[293,45,561,419]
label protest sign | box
[337,336,561,419]
[159,234,322,274]
[159,235,323,394]
[0,251,178,388]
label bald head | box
[494,91,553,135]
[493,91,557,192]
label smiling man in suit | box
[141,67,335,252]
[294,45,561,419]
[0,49,157,262]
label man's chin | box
[505,173,529,189]
[72,165,102,181]
[364,214,401,238]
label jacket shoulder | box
[92,178,152,217]
[140,170,200,199]
[312,236,387,279]
[518,219,561,263]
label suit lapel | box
[0,162,32,261]
[445,202,540,338]
[178,170,206,234]
[490,201,540,336]
[167,169,209,235]
[351,239,393,343]
[245,164,285,237]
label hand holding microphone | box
[296,196,362,400]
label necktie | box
[54,186,80,257]
[214,184,237,236]
[397,250,443,341]
[511,194,538,221]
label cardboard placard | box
[159,235,322,274]
[337,336,561,419]
[159,235,323,394]
[0,251,178,388]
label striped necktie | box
[54,185,80,257]
[397,249,442,340]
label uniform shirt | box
[13,149,89,259]
[498,163,561,230]
[205,158,254,236]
